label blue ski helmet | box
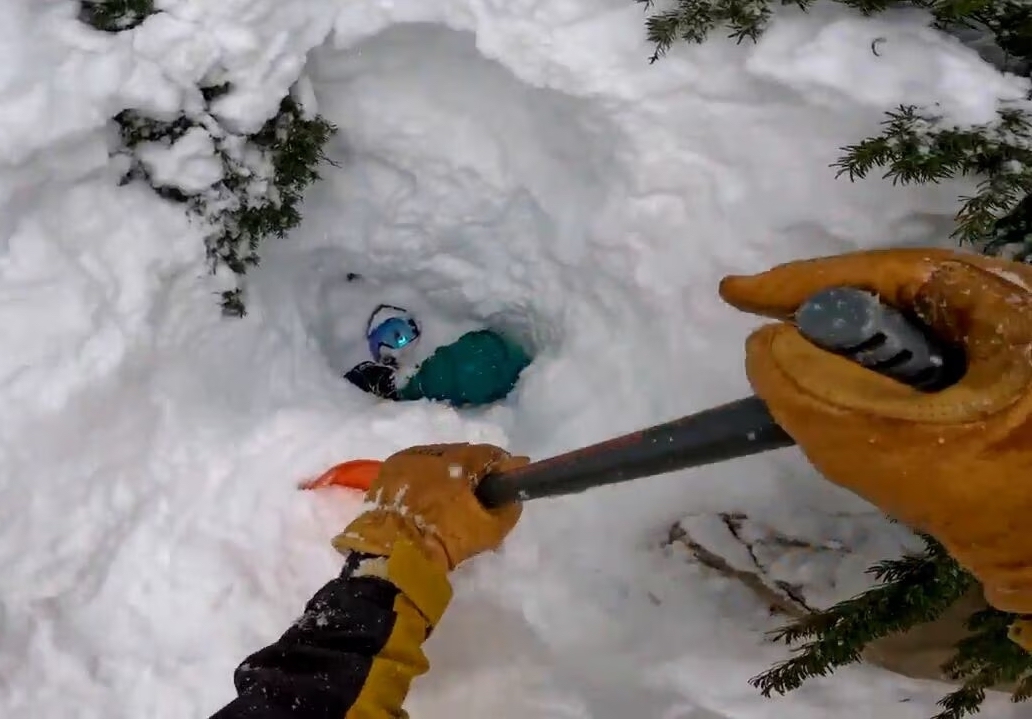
[366,304,421,364]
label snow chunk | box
[130,12,223,90]
[136,127,224,192]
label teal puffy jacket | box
[397,330,532,407]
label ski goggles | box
[367,312,421,363]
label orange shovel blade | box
[301,459,383,492]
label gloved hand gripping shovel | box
[304,288,964,505]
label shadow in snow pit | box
[245,22,622,409]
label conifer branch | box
[750,535,974,697]
[933,609,1032,719]
[834,104,1032,253]
[114,93,336,316]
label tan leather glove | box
[719,248,1032,646]
[332,443,526,571]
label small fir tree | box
[834,103,1032,259]
[79,3,337,316]
[114,94,337,316]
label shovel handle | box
[474,287,963,509]
[474,395,789,508]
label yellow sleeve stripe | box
[351,540,453,626]
[345,541,454,718]
[382,540,453,626]
[343,590,430,719]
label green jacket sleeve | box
[398,330,531,407]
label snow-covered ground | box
[0,1,1027,717]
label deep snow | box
[0,1,1028,717]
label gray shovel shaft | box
[475,287,958,508]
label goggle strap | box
[365,304,411,337]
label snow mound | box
[0,1,1027,718]
[746,6,1030,125]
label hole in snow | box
[249,23,623,405]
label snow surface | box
[0,1,1027,717]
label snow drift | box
[0,0,1027,717]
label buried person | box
[345,304,533,407]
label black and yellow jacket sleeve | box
[209,541,453,719]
